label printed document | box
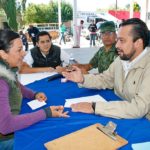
[64,94,107,108]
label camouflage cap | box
[100,21,116,32]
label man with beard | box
[62,18,150,119]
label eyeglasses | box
[100,31,114,37]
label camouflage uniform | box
[89,44,118,73]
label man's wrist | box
[79,76,84,84]
[49,67,55,72]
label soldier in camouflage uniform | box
[73,21,118,74]
[55,21,118,74]
[89,43,117,73]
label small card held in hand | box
[27,99,46,110]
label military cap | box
[100,21,116,32]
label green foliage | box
[0,0,18,31]
[133,2,140,12]
[24,1,73,24]
[0,9,5,16]
[61,2,72,22]
[21,0,27,12]
[24,4,52,23]
[49,2,58,22]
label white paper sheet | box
[132,142,150,150]
[18,72,58,85]
[27,99,46,110]
[64,94,107,108]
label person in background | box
[2,22,11,30]
[56,21,117,74]
[27,25,39,46]
[0,29,69,150]
[59,23,66,45]
[19,30,28,51]
[88,20,97,47]
[20,31,69,74]
[62,18,150,120]
[73,20,84,48]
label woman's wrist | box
[43,107,52,118]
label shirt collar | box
[121,47,148,71]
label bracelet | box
[43,107,52,118]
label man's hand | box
[71,102,94,114]
[62,66,84,83]
[55,66,67,74]
[49,67,55,72]
[50,106,69,118]
[35,92,47,102]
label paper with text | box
[27,99,46,110]
[64,94,107,108]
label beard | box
[118,49,136,61]
[120,55,131,61]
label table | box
[14,77,150,150]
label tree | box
[0,0,18,31]
[24,4,51,24]
[49,1,58,22]
[61,1,72,22]
[24,1,73,24]
[20,0,27,12]
[133,2,141,12]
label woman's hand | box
[50,106,69,118]
[35,92,47,102]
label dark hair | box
[0,29,20,53]
[36,31,52,42]
[119,18,149,48]
[2,22,11,30]
[80,20,84,24]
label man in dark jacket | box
[27,25,39,46]
[20,31,62,73]
[88,20,97,47]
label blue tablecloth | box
[14,77,150,150]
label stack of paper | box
[64,94,107,108]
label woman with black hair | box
[0,29,69,150]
